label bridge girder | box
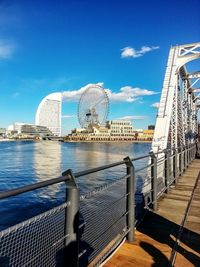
[152,42,200,152]
[184,71,200,79]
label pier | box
[104,158,200,267]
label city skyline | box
[0,0,199,133]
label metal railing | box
[0,143,197,267]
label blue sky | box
[0,0,199,133]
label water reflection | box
[70,143,134,191]
[34,141,62,179]
[34,141,62,199]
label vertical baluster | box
[124,157,135,242]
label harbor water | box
[0,141,151,230]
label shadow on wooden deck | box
[137,210,200,266]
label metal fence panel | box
[0,202,69,267]
[79,177,127,265]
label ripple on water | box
[0,141,151,230]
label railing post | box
[182,147,184,173]
[190,144,193,161]
[183,147,185,172]
[179,147,182,175]
[194,143,197,159]
[150,152,157,211]
[62,169,79,267]
[192,143,195,160]
[190,144,192,161]
[191,144,193,162]
[195,142,199,158]
[187,145,189,167]
[189,144,191,164]
[165,150,170,193]
[173,149,178,185]
[184,146,187,170]
[124,156,135,242]
[191,144,193,160]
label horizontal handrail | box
[0,174,70,200]
[74,160,125,178]
[131,154,150,161]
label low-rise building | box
[65,120,154,142]
[137,129,154,141]
[7,123,53,138]
[106,120,135,137]
[0,128,6,138]
[66,120,136,141]
[21,124,53,137]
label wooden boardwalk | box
[104,159,200,267]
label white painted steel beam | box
[152,42,200,153]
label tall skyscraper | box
[35,92,62,136]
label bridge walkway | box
[104,159,200,267]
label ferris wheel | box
[78,84,109,128]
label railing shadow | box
[0,256,10,267]
[78,212,94,267]
[140,241,169,267]
[56,212,94,267]
[138,210,200,266]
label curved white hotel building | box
[35,92,62,136]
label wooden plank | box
[104,159,200,267]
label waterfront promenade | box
[104,158,200,267]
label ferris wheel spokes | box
[78,84,109,129]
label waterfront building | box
[7,124,14,131]
[7,123,52,138]
[12,122,25,133]
[6,123,25,137]
[137,129,154,141]
[6,124,17,137]
[106,120,135,137]
[0,128,6,137]
[20,124,53,137]
[66,120,136,141]
[35,92,62,136]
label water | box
[0,141,151,230]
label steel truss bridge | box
[152,42,200,152]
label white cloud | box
[151,102,160,108]
[106,86,157,103]
[121,47,139,58]
[121,45,159,58]
[62,115,76,119]
[117,116,148,120]
[0,40,15,59]
[62,84,91,102]
[62,82,104,102]
[62,83,157,103]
